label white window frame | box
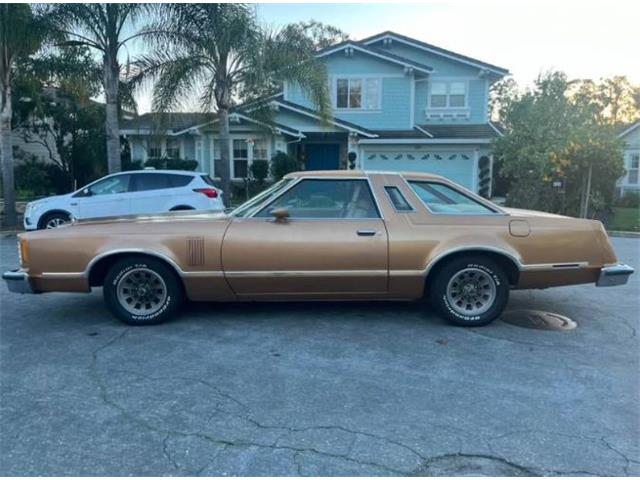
[627,151,640,185]
[212,136,272,180]
[427,80,469,109]
[333,76,382,112]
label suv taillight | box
[193,188,218,198]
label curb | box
[607,231,640,238]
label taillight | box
[193,188,218,198]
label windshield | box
[230,178,295,218]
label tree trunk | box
[0,81,16,228]
[580,163,593,219]
[217,108,232,206]
[103,53,121,173]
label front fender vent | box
[187,237,205,266]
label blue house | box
[122,31,508,196]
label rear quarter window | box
[409,181,497,214]
[168,174,194,188]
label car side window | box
[87,174,131,196]
[409,181,496,214]
[384,186,413,212]
[131,173,172,192]
[255,179,380,219]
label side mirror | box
[270,207,290,222]
[82,188,92,197]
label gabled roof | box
[121,112,212,133]
[268,98,379,138]
[360,31,509,76]
[315,40,433,75]
[172,111,305,138]
[618,122,640,138]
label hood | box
[503,207,570,219]
[29,193,70,206]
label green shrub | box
[15,157,51,197]
[143,157,198,171]
[270,151,299,180]
[250,159,269,184]
[616,191,640,208]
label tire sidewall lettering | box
[111,262,170,321]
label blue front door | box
[306,144,340,170]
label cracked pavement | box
[0,235,638,476]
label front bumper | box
[596,264,634,287]
[2,269,35,294]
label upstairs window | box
[429,81,467,108]
[335,78,380,110]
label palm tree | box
[1,4,46,228]
[137,4,330,203]
[48,4,152,174]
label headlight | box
[26,203,41,216]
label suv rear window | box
[201,175,217,187]
[131,173,193,191]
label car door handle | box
[357,229,377,237]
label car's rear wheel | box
[430,256,509,327]
[103,256,184,326]
[40,212,70,229]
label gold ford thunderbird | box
[3,171,634,327]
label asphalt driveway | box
[0,234,638,476]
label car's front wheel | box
[103,256,184,326]
[430,256,509,327]
[39,212,70,229]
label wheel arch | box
[169,205,195,211]
[37,209,73,229]
[424,247,521,291]
[87,250,185,288]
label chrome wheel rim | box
[446,267,497,317]
[116,268,167,316]
[45,217,67,229]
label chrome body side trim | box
[596,263,634,287]
[520,262,590,272]
[225,270,388,278]
[423,246,525,277]
[82,249,224,280]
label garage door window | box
[409,181,497,214]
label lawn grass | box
[610,207,640,232]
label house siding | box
[285,51,414,130]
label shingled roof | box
[121,113,214,133]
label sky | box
[136,0,640,113]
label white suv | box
[24,170,225,230]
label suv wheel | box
[430,256,509,327]
[40,212,70,229]
[103,256,184,326]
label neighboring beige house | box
[617,122,640,196]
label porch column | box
[488,154,494,198]
[472,148,480,193]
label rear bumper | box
[596,264,634,287]
[2,269,35,294]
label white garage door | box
[362,149,475,191]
